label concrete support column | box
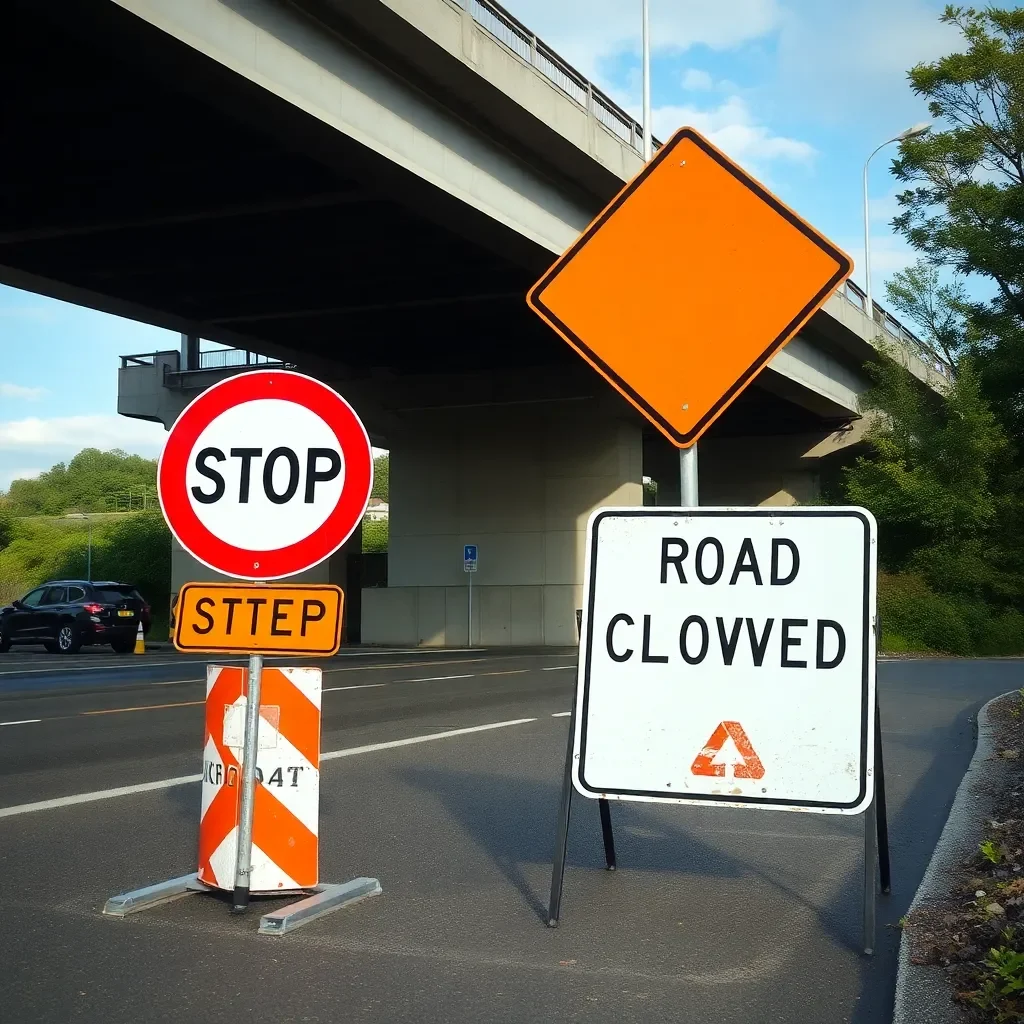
[642,422,867,509]
[361,399,643,647]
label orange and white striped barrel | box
[198,664,321,892]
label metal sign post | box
[464,545,478,646]
[232,652,264,912]
[679,446,698,507]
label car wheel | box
[110,638,134,654]
[43,641,59,654]
[0,629,10,653]
[56,623,82,655]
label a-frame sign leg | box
[863,786,878,955]
[547,694,576,927]
[863,695,891,955]
[598,799,617,871]
[874,698,891,894]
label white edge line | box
[550,711,571,718]
[320,718,536,761]
[0,719,42,726]
[322,683,388,693]
[0,717,537,819]
[542,666,574,671]
[401,674,474,683]
[0,774,203,818]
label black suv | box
[0,581,151,655]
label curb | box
[892,691,1009,1024]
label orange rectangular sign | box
[527,126,853,448]
[173,582,343,656]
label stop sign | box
[158,370,373,580]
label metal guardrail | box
[197,348,282,370]
[119,352,159,368]
[836,281,952,378]
[458,0,654,153]
[120,348,293,379]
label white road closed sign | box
[573,507,877,814]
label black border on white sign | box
[575,508,874,811]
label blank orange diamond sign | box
[691,720,765,780]
[527,127,853,448]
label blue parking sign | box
[464,545,478,572]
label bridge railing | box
[836,280,952,379]
[460,0,650,152]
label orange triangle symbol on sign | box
[691,721,765,780]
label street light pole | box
[863,122,931,322]
[641,0,651,163]
[86,518,92,582]
[640,0,698,505]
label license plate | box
[117,610,134,617]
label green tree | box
[371,453,389,501]
[893,5,1024,439]
[885,259,974,368]
[3,448,157,515]
[0,500,13,550]
[844,354,1008,569]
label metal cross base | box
[102,873,382,936]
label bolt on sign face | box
[572,507,877,814]
[173,583,344,657]
[199,664,321,892]
[527,127,853,448]
[158,370,373,581]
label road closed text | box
[574,508,875,812]
[601,534,847,669]
[173,582,343,656]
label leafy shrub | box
[879,572,973,655]
[362,519,388,554]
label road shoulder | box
[894,691,1014,1024]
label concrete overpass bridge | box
[2,0,944,645]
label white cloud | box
[500,0,781,77]
[774,0,960,121]
[0,382,46,401]
[0,414,166,454]
[839,231,918,302]
[681,68,714,91]
[652,96,815,170]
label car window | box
[20,588,46,608]
[93,587,138,604]
[66,586,86,602]
[40,586,67,605]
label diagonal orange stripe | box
[199,667,245,888]
[253,785,318,888]
[256,669,320,769]
[198,783,239,885]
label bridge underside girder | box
[2,0,843,443]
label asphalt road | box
[0,650,1017,1023]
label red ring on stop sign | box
[158,370,373,581]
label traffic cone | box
[134,621,145,655]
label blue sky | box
[0,0,958,492]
